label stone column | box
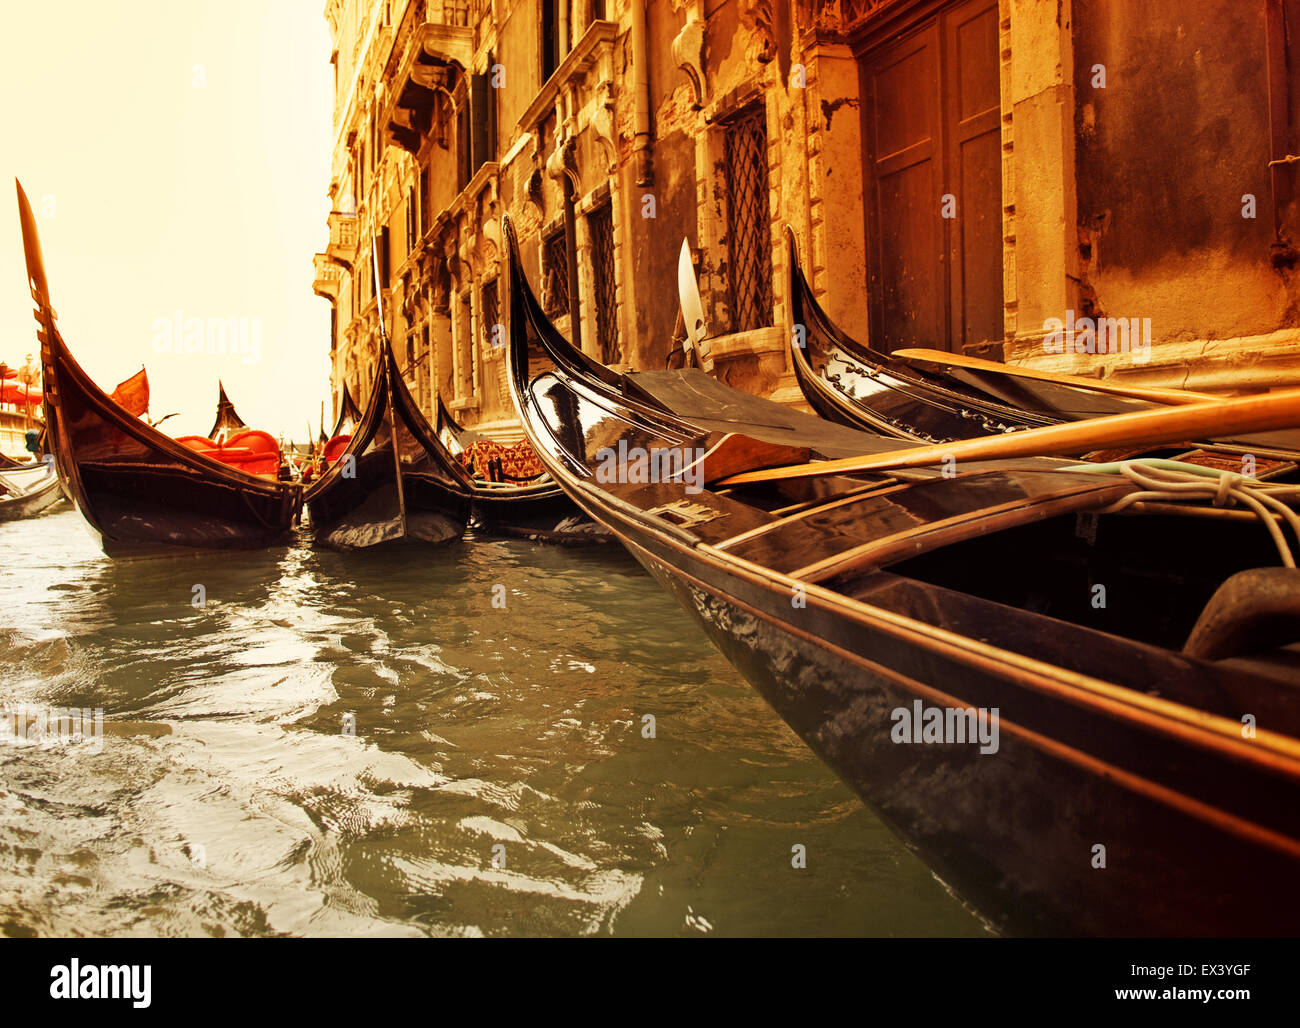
[1006,0,1078,363]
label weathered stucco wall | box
[1073,0,1299,343]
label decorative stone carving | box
[739,0,792,82]
[840,0,893,31]
[545,135,579,190]
[524,167,544,219]
[589,80,619,173]
[672,11,707,109]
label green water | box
[0,508,987,937]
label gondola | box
[785,231,1136,441]
[501,214,1300,936]
[434,392,609,545]
[16,181,300,556]
[303,249,472,549]
[784,230,1300,456]
[0,459,63,521]
[209,380,249,439]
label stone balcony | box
[313,253,344,302]
[382,4,474,157]
[325,211,358,270]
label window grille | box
[722,103,774,332]
[588,202,618,362]
[542,229,570,318]
[481,278,499,350]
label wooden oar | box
[892,347,1219,405]
[716,388,1300,486]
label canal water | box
[0,508,987,937]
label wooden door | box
[860,0,1003,353]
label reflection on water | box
[0,509,986,937]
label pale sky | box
[0,0,335,442]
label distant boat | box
[501,213,1300,936]
[783,228,1300,456]
[17,181,300,555]
[0,460,63,521]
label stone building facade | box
[313,0,1300,437]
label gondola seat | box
[458,438,546,482]
[322,434,352,464]
[174,430,281,479]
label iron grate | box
[589,202,619,363]
[542,229,570,319]
[723,103,774,333]
[480,277,499,350]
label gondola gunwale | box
[500,214,1300,933]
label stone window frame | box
[693,82,786,366]
[575,181,622,365]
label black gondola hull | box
[17,181,300,556]
[551,478,1300,936]
[305,350,472,549]
[469,484,610,544]
[500,214,1300,937]
[39,341,298,555]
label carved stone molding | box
[672,12,707,108]
[739,0,792,81]
[545,135,579,191]
[588,80,619,174]
[524,167,545,219]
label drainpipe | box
[563,172,582,351]
[631,0,653,186]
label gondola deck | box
[501,214,1300,936]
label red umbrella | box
[0,380,41,406]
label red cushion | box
[323,434,352,464]
[175,431,280,478]
[225,429,279,456]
